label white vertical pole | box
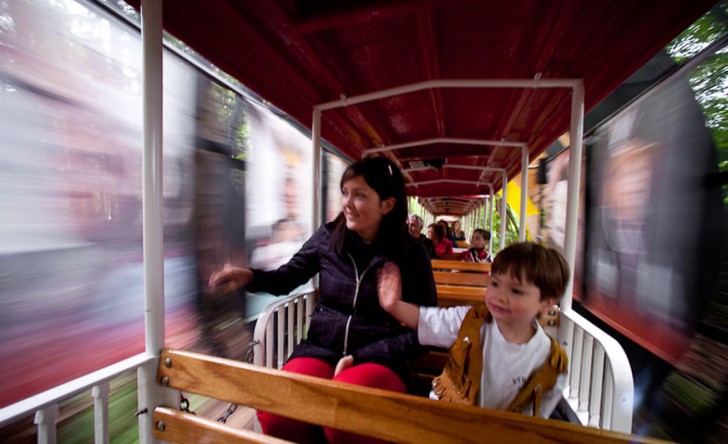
[311,109,322,291]
[138,1,169,442]
[312,109,322,231]
[519,145,528,241]
[499,171,507,251]
[487,185,494,259]
[92,382,110,444]
[34,405,58,444]
[562,81,584,311]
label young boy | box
[378,242,570,418]
[461,228,492,263]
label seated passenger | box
[428,222,454,258]
[377,242,569,418]
[461,228,492,263]
[408,214,436,258]
[450,220,466,244]
[210,156,436,444]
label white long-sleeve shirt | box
[418,305,567,418]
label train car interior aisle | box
[0,0,727,442]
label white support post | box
[561,80,584,311]
[487,184,494,259]
[34,404,58,444]
[138,1,172,442]
[311,109,322,291]
[519,145,529,241]
[500,171,507,251]
[92,382,110,444]
[312,109,322,232]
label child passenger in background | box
[461,228,492,263]
[378,242,570,418]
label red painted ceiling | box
[128,0,714,215]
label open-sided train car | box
[0,0,722,442]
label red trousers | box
[257,357,406,444]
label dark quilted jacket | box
[247,221,437,381]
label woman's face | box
[427,226,436,241]
[341,176,393,242]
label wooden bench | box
[153,348,654,443]
[431,259,490,307]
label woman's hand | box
[377,262,402,313]
[208,266,253,295]
[334,355,354,377]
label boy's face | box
[470,232,486,249]
[486,270,551,332]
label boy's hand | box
[377,262,402,313]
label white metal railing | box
[0,353,155,444]
[252,295,634,434]
[559,308,634,433]
[252,291,317,369]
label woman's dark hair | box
[332,156,409,260]
[432,223,447,242]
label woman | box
[427,222,454,258]
[451,220,466,243]
[209,156,437,444]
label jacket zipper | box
[342,253,378,356]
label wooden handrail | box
[155,348,663,444]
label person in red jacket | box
[427,222,453,258]
[461,228,492,263]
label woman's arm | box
[245,237,320,295]
[208,266,253,294]
[209,226,325,296]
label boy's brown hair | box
[491,242,570,301]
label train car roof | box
[126,0,714,215]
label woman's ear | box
[380,197,396,215]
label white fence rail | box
[0,353,155,444]
[252,291,317,369]
[559,308,634,433]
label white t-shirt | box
[418,305,567,418]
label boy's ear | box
[538,297,556,314]
[381,197,395,215]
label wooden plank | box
[157,349,666,444]
[153,407,291,444]
[433,271,490,287]
[437,285,485,308]
[431,260,491,273]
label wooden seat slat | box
[153,407,290,444]
[436,284,485,307]
[433,271,491,287]
[154,348,660,444]
[431,259,491,273]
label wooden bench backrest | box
[433,271,491,287]
[431,261,490,287]
[153,348,656,444]
[431,259,490,307]
[431,259,491,274]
